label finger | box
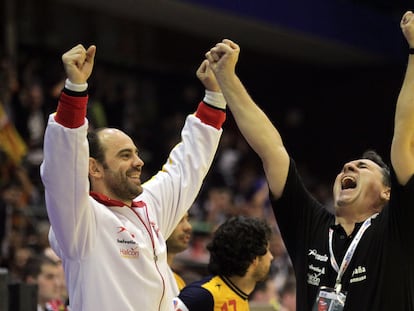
[212,52,220,62]
[85,45,96,65]
[222,39,240,52]
[71,45,87,61]
[197,59,208,75]
[65,44,85,57]
[222,39,234,46]
[63,47,86,67]
[205,51,215,63]
[402,11,414,26]
[228,40,240,52]
[209,48,223,62]
[74,44,86,51]
[213,43,232,55]
[204,60,212,73]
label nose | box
[54,275,61,287]
[183,220,192,232]
[343,162,356,173]
[133,154,144,167]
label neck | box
[335,213,375,236]
[335,219,355,236]
[227,275,256,295]
[167,253,175,267]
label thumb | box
[85,45,96,66]
[80,45,96,81]
[196,59,208,78]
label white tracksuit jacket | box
[40,91,224,311]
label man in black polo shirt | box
[204,10,414,311]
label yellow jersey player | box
[174,216,273,311]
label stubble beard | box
[105,168,143,201]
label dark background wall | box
[1,0,410,182]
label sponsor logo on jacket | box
[116,226,139,259]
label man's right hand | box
[205,39,240,82]
[401,11,414,47]
[61,44,96,84]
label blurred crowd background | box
[0,0,410,310]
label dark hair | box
[87,128,107,163]
[207,216,271,277]
[361,150,391,187]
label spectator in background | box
[279,279,296,311]
[13,81,47,165]
[7,246,34,283]
[268,231,293,295]
[249,277,281,311]
[44,247,69,308]
[22,254,67,311]
[0,158,38,269]
[166,212,193,294]
[174,216,273,311]
[204,186,236,227]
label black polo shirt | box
[271,158,414,311]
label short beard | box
[104,165,143,201]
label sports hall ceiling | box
[51,0,407,66]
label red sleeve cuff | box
[54,92,88,128]
[195,102,226,130]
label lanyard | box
[328,214,378,293]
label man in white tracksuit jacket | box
[40,44,226,311]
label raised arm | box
[391,11,414,185]
[206,39,289,198]
[41,44,96,257]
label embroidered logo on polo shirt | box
[117,226,135,238]
[307,272,321,287]
[308,249,328,262]
[307,249,328,287]
[307,264,325,287]
[350,265,367,283]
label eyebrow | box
[355,160,380,170]
[117,148,138,156]
[342,160,370,170]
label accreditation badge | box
[311,286,347,311]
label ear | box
[380,186,391,201]
[25,276,37,284]
[252,256,260,268]
[89,158,103,178]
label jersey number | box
[221,299,237,311]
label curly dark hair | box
[207,216,272,277]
